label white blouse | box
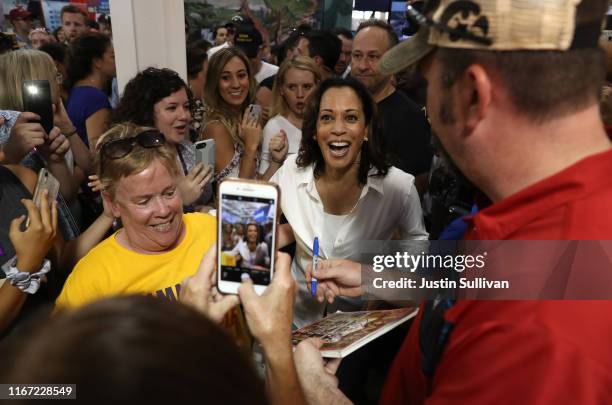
[271,155,429,327]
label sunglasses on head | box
[406,3,492,46]
[99,130,166,160]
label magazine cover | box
[292,307,418,358]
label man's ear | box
[461,64,492,133]
[101,191,120,218]
[313,55,324,67]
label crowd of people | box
[1,0,612,404]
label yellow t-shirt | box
[56,213,216,309]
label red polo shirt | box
[380,149,612,404]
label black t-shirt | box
[377,90,433,176]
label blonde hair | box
[203,47,256,146]
[95,123,181,198]
[0,50,59,110]
[270,56,321,118]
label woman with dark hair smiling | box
[272,77,428,327]
[65,33,115,150]
[109,68,212,208]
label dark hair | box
[213,25,227,39]
[39,42,67,64]
[2,296,268,403]
[333,27,353,40]
[97,13,111,25]
[186,46,208,80]
[86,19,100,30]
[297,77,389,184]
[112,68,193,127]
[66,32,111,88]
[437,48,605,124]
[356,19,398,49]
[306,30,342,71]
[0,33,17,55]
[189,38,212,53]
[60,4,88,21]
[52,26,64,42]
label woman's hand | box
[180,244,240,323]
[87,174,104,193]
[2,113,46,163]
[38,127,70,163]
[240,110,263,153]
[238,252,296,351]
[178,163,213,206]
[9,190,58,272]
[269,129,289,164]
[53,99,76,135]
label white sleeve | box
[399,178,429,240]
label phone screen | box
[21,80,54,134]
[219,194,276,286]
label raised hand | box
[306,259,362,304]
[241,109,263,153]
[180,244,240,323]
[238,252,296,350]
[269,129,289,164]
[178,163,213,205]
[38,127,70,163]
[9,190,58,272]
[2,113,46,163]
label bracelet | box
[63,128,78,137]
[2,256,51,294]
[271,157,285,164]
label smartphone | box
[194,139,215,169]
[26,168,60,228]
[247,104,262,123]
[22,80,54,134]
[218,179,280,295]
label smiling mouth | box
[151,217,174,232]
[229,90,243,97]
[328,141,350,157]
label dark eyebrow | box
[345,109,359,113]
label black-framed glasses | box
[142,67,180,78]
[406,4,493,46]
[99,130,166,160]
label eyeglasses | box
[142,67,180,78]
[406,4,492,46]
[99,130,166,160]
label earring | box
[363,137,369,142]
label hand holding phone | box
[9,190,58,272]
[247,104,262,123]
[21,80,54,135]
[218,179,280,295]
[194,139,215,170]
[241,107,263,152]
[26,169,60,228]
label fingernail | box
[241,273,251,281]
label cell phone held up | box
[194,139,215,170]
[217,179,280,295]
[21,80,54,135]
[26,168,60,228]
[247,104,262,123]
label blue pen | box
[311,237,319,297]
